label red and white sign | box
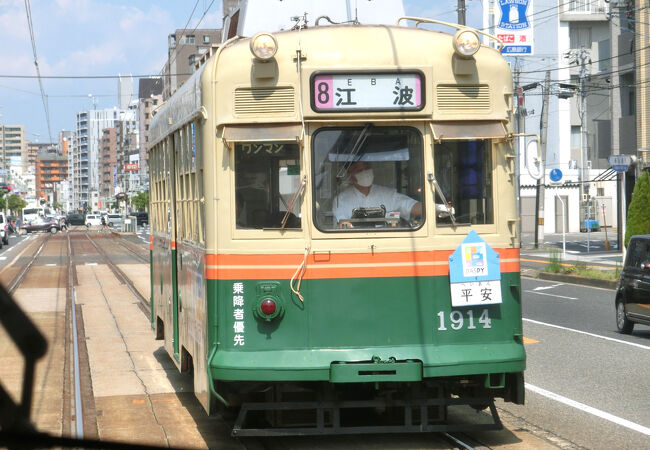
[125,163,139,172]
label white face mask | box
[354,168,374,187]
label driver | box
[333,161,422,227]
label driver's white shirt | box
[333,184,418,223]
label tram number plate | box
[312,72,424,112]
[449,280,502,307]
[437,309,492,331]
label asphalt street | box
[509,276,650,449]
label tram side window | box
[434,140,493,225]
[312,126,424,231]
[234,142,302,229]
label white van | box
[85,214,102,227]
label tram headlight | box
[250,32,278,61]
[453,29,480,58]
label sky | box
[0,0,483,143]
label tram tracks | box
[84,232,151,316]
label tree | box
[52,201,63,211]
[131,191,149,211]
[7,194,27,216]
[625,170,650,247]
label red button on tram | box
[260,299,277,316]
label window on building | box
[203,35,210,44]
[570,25,592,49]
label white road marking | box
[524,290,578,300]
[0,256,6,260]
[45,263,56,266]
[85,262,97,266]
[532,283,564,291]
[526,383,650,436]
[524,318,650,350]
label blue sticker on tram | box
[448,230,501,283]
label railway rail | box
[83,232,151,316]
[1,231,566,448]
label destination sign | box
[311,72,424,112]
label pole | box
[555,187,566,260]
[458,0,466,25]
[534,71,550,248]
[578,47,590,252]
[514,59,524,247]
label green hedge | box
[625,170,650,247]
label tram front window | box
[312,126,424,231]
[434,139,493,226]
[234,142,301,229]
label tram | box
[148,3,525,435]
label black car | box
[135,211,148,226]
[615,235,650,333]
[67,213,86,226]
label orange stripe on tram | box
[204,248,520,280]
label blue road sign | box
[608,154,632,173]
[549,168,563,183]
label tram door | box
[170,133,181,362]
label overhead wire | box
[23,0,53,143]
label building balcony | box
[561,0,608,20]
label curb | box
[537,271,617,290]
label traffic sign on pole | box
[608,154,633,173]
[549,168,563,185]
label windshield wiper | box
[335,123,372,179]
[428,173,456,226]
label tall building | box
[162,28,222,99]
[99,128,117,203]
[486,0,624,235]
[72,108,124,210]
[635,0,650,171]
[35,150,68,203]
[0,125,26,182]
[223,0,240,17]
[138,77,163,185]
[118,74,135,110]
[115,106,140,195]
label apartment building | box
[35,150,68,202]
[0,125,26,181]
[162,28,222,100]
[72,108,124,210]
[99,128,117,202]
[487,0,630,236]
[138,77,163,186]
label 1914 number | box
[437,309,491,331]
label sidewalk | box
[521,231,624,267]
[519,231,623,289]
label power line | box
[24,0,53,143]
[0,73,193,79]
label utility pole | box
[458,0,466,25]
[514,58,524,247]
[578,47,591,252]
[534,71,550,248]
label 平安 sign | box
[448,230,503,307]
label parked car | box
[0,212,9,246]
[19,217,62,234]
[106,214,123,227]
[615,234,650,334]
[85,214,102,227]
[67,213,85,226]
[135,211,148,226]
